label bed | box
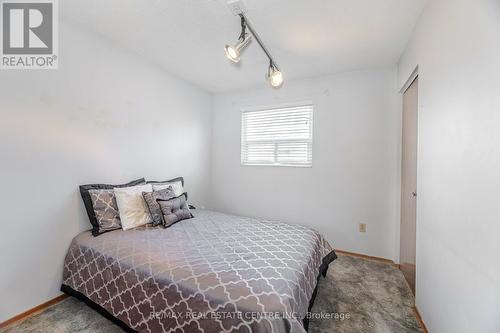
[62,209,336,332]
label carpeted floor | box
[1,254,422,333]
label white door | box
[400,77,418,294]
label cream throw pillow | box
[114,184,153,230]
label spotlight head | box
[225,34,252,63]
[224,44,240,63]
[267,63,283,88]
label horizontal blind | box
[241,104,313,167]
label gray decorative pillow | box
[157,193,193,228]
[88,189,121,232]
[142,186,176,226]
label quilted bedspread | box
[62,210,336,332]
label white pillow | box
[152,180,183,197]
[114,184,153,230]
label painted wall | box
[210,68,400,260]
[398,0,500,332]
[0,23,212,322]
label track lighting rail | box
[239,14,280,71]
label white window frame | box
[240,101,314,167]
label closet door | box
[400,77,418,294]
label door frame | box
[400,66,419,94]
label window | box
[241,103,313,167]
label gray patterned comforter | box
[62,210,335,333]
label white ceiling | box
[62,0,427,93]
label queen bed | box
[61,209,336,333]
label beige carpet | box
[1,254,422,333]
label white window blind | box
[241,103,313,167]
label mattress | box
[62,209,336,332]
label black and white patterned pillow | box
[157,193,193,228]
[142,186,177,226]
[79,178,145,236]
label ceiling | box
[62,0,427,93]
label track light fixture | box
[267,61,283,88]
[224,35,252,63]
[224,16,252,63]
[225,13,283,88]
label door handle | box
[412,192,417,197]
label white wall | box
[211,68,400,260]
[398,0,500,332]
[0,23,212,322]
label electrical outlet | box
[226,0,248,16]
[359,223,367,233]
